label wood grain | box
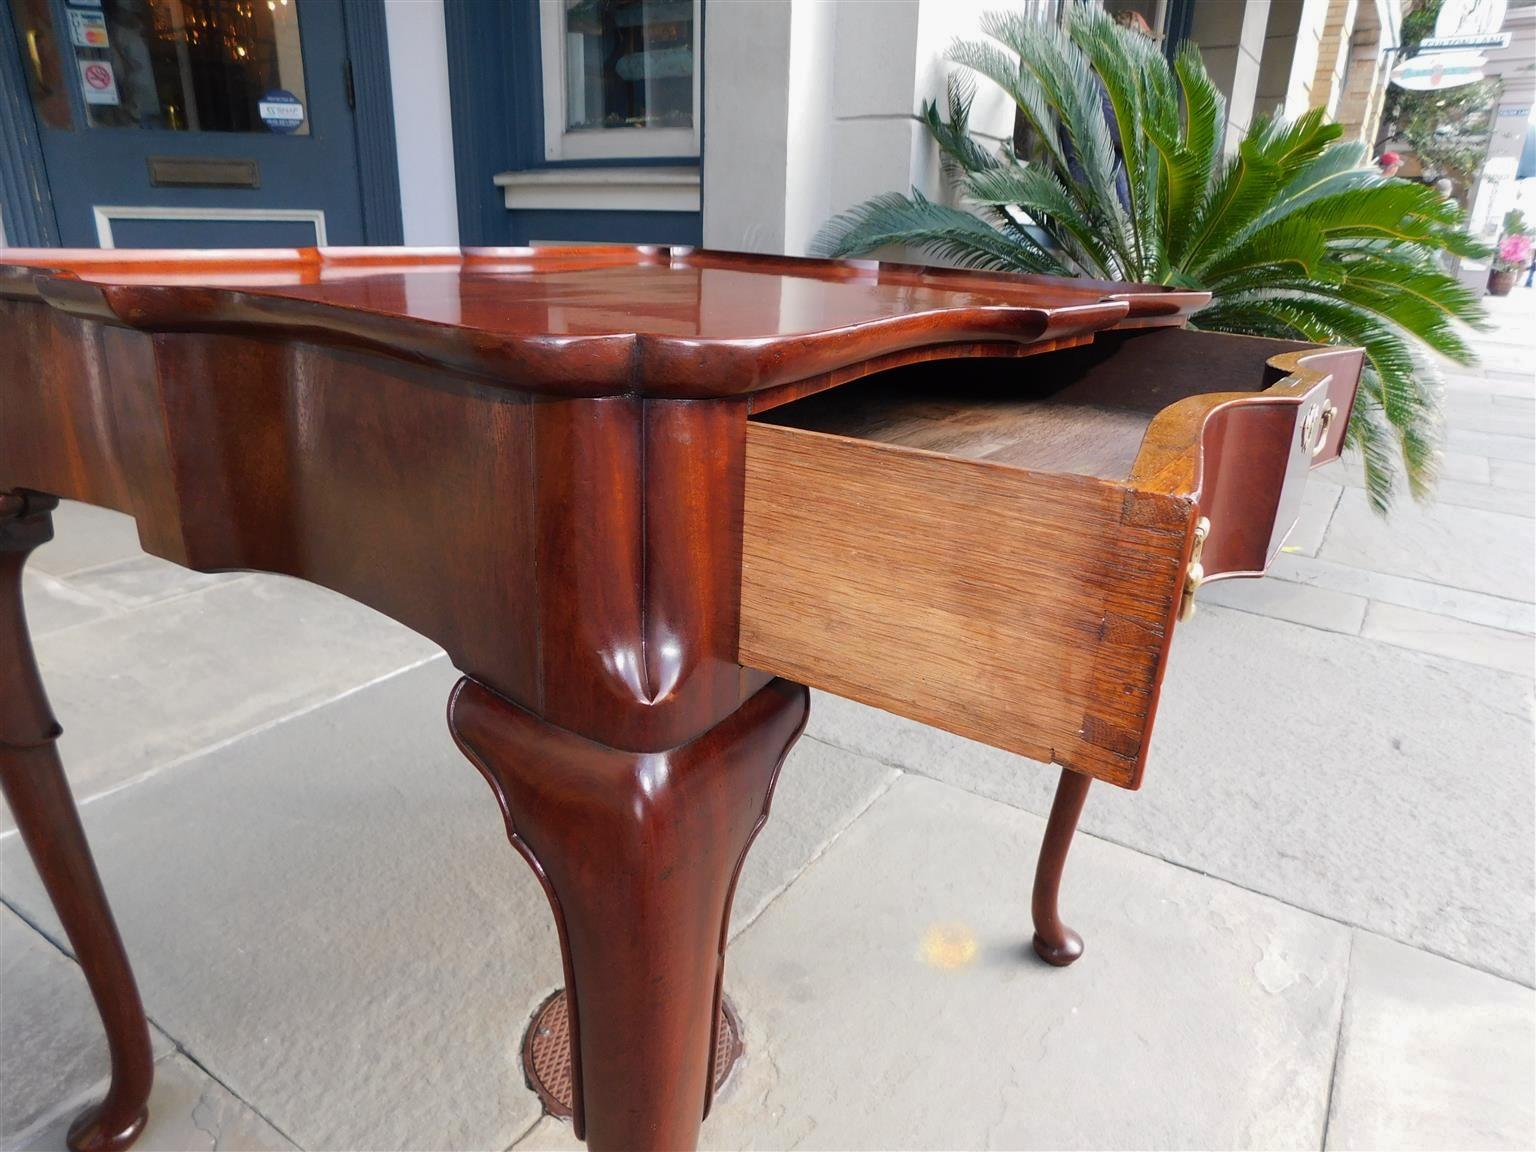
[0,245,1365,1151]
[739,425,1190,788]
[0,245,1208,398]
[449,675,809,1150]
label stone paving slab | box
[1424,476,1536,517]
[60,555,245,612]
[20,570,111,639]
[1325,932,1535,1151]
[1283,478,1344,557]
[19,1053,298,1152]
[516,775,1352,1151]
[1437,450,1491,484]
[0,904,175,1146]
[1318,488,1534,602]
[0,660,896,1152]
[1361,600,1535,675]
[27,502,145,579]
[1443,374,1529,402]
[1446,427,1536,463]
[4,574,442,829]
[1315,454,1521,502]
[1197,573,1367,634]
[1443,393,1536,436]
[1491,459,1536,492]
[1265,552,1535,634]
[806,606,1535,985]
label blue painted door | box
[11,0,364,247]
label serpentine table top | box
[0,246,1361,1152]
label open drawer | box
[738,326,1363,789]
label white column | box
[703,0,1019,256]
[1190,0,1275,151]
[383,0,461,246]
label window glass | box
[562,0,694,133]
[9,0,72,127]
[8,0,310,134]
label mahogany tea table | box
[0,245,1362,1151]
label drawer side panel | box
[739,423,1191,788]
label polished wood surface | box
[0,245,1206,397]
[1,494,153,1152]
[740,327,1359,788]
[0,245,1361,1151]
[1032,769,1094,967]
[450,676,808,1149]
[740,424,1190,787]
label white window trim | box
[538,0,701,162]
[495,165,699,212]
[92,205,327,249]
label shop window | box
[538,0,699,161]
[7,0,309,134]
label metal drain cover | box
[521,988,743,1119]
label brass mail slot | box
[146,156,260,188]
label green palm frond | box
[923,75,1000,181]
[813,190,1067,274]
[1249,142,1375,229]
[963,166,1109,275]
[1147,44,1225,272]
[811,1,1488,511]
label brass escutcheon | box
[1178,516,1211,623]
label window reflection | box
[563,0,694,133]
[7,0,309,134]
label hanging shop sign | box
[1419,32,1511,51]
[1391,50,1488,90]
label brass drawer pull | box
[1179,517,1211,622]
[1302,400,1338,458]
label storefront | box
[0,0,704,248]
[4,0,1388,253]
[1,0,407,247]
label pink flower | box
[1498,233,1534,265]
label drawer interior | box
[751,327,1316,482]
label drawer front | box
[1196,376,1334,578]
[738,423,1192,789]
[1193,339,1364,582]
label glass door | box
[10,0,365,246]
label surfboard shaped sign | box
[1392,50,1488,90]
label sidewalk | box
[2,293,1532,1151]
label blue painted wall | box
[504,210,703,246]
[442,0,702,247]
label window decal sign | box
[257,90,305,134]
[67,8,109,47]
[78,58,119,105]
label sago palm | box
[813,3,1487,511]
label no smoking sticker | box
[77,58,119,105]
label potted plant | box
[1489,234,1533,296]
[1489,212,1533,296]
[814,3,1487,511]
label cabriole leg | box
[1031,766,1092,967]
[449,676,809,1152]
[1,492,154,1152]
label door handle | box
[26,29,50,94]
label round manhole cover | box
[521,988,743,1119]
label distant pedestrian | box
[1377,151,1402,179]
